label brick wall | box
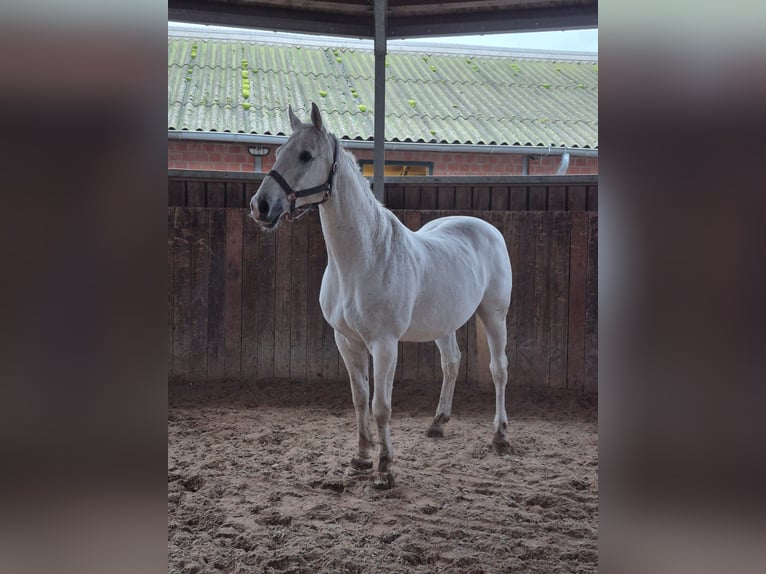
[168,140,598,175]
[168,141,275,172]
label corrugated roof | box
[168,37,598,149]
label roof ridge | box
[167,28,598,63]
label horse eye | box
[299,150,312,162]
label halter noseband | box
[266,135,339,221]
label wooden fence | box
[168,207,597,393]
[168,171,598,212]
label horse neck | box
[319,147,390,266]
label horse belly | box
[399,282,482,342]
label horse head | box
[250,102,337,229]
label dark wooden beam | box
[169,1,597,39]
[388,5,598,38]
[168,1,374,38]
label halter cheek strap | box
[266,136,339,221]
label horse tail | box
[475,314,492,383]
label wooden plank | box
[514,213,537,387]
[404,184,421,210]
[566,212,588,391]
[417,211,440,384]
[490,186,509,211]
[509,186,528,211]
[400,211,422,382]
[586,185,598,212]
[528,186,547,211]
[273,223,293,379]
[225,182,245,208]
[455,322,468,387]
[172,208,192,379]
[189,209,210,380]
[206,209,226,380]
[242,209,260,378]
[548,212,571,388]
[167,209,175,377]
[471,186,490,210]
[531,212,552,387]
[505,212,522,388]
[306,212,328,381]
[584,213,598,392]
[385,185,405,210]
[289,218,310,381]
[186,181,206,207]
[254,221,277,380]
[548,185,567,211]
[568,185,587,211]
[420,186,438,210]
[369,174,598,187]
[244,183,259,212]
[436,185,455,210]
[403,209,421,230]
[454,186,472,210]
[168,180,185,207]
[224,210,243,379]
[207,182,226,208]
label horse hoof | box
[371,472,395,490]
[350,456,373,474]
[425,426,444,438]
[492,438,512,455]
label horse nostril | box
[258,199,270,215]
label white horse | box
[251,103,512,489]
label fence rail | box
[168,207,597,393]
[168,171,598,212]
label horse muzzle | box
[250,195,284,229]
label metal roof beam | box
[373,0,387,202]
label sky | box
[397,29,598,53]
[169,21,598,54]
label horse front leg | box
[335,331,374,473]
[370,339,398,489]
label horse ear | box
[310,102,324,132]
[288,105,302,131]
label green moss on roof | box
[168,37,598,149]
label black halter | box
[266,135,339,221]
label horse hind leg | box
[476,305,511,455]
[426,332,461,438]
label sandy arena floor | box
[168,379,597,573]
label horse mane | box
[332,135,406,238]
